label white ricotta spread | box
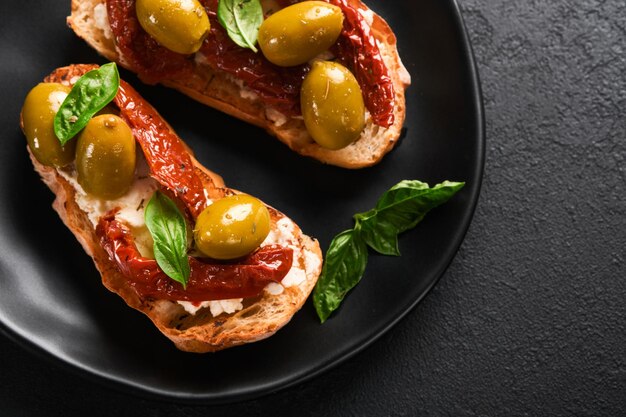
[58,154,155,227]
[93,3,113,40]
[281,267,306,288]
[58,153,159,257]
[304,246,322,275]
[228,75,260,102]
[265,107,288,127]
[94,2,129,65]
[359,9,375,27]
[178,298,244,316]
[49,91,68,113]
[261,216,305,289]
[239,88,259,101]
[265,282,284,295]
[194,52,209,66]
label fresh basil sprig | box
[313,180,465,323]
[312,230,368,323]
[53,62,120,145]
[145,191,191,289]
[217,0,264,52]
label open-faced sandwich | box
[68,0,411,168]
[20,63,322,352]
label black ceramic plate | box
[0,0,483,403]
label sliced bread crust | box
[25,65,323,353]
[68,0,411,168]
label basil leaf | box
[313,229,368,323]
[145,191,191,288]
[314,180,464,322]
[355,181,465,256]
[53,62,120,145]
[217,0,263,52]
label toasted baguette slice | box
[68,0,411,168]
[24,64,323,353]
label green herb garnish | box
[145,191,191,289]
[313,180,465,323]
[217,0,264,52]
[53,62,120,145]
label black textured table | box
[2,0,625,415]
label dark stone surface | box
[1,0,624,415]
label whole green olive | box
[21,83,76,167]
[136,0,210,55]
[301,61,365,150]
[258,1,344,67]
[76,114,136,199]
[194,194,271,260]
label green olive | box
[76,115,136,199]
[21,83,76,167]
[258,1,343,67]
[301,61,365,150]
[194,194,270,260]
[136,0,210,55]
